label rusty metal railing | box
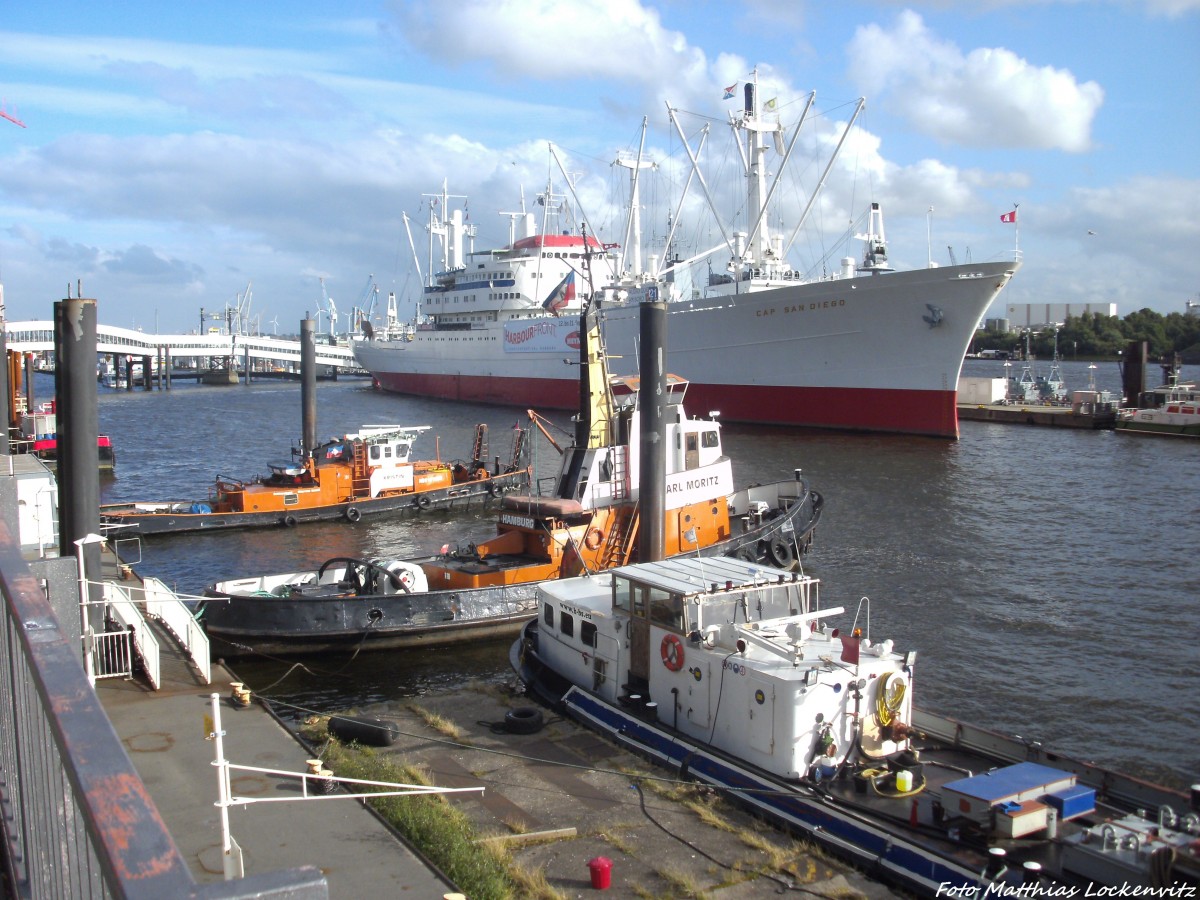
[0,518,327,899]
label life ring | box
[584,528,603,550]
[766,538,794,569]
[283,514,297,528]
[661,634,685,671]
[417,494,432,509]
[345,507,361,523]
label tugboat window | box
[614,579,632,613]
[560,611,574,638]
[543,605,554,627]
[648,588,685,630]
[581,621,597,648]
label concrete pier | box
[94,633,456,896]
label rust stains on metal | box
[89,772,182,880]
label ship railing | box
[0,516,329,899]
[140,575,212,685]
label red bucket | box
[587,856,612,890]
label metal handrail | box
[0,518,326,899]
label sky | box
[1,0,1198,335]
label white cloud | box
[391,0,696,80]
[387,0,757,116]
[847,11,1104,152]
[1143,0,1200,14]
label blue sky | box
[1,0,1197,333]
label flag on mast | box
[1000,209,1018,224]
[542,271,575,315]
[722,83,737,99]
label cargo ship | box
[354,81,1020,439]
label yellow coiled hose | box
[876,672,906,727]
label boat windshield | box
[613,578,687,631]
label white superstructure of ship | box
[355,76,1020,438]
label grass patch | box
[303,717,515,899]
[500,815,529,835]
[657,865,704,897]
[407,702,466,742]
[604,828,638,857]
[507,858,567,900]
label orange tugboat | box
[100,422,529,535]
[198,303,823,656]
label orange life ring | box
[660,634,685,671]
[584,528,603,550]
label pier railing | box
[0,519,327,899]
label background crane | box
[0,103,26,128]
[355,274,379,336]
[227,281,253,335]
[319,277,338,337]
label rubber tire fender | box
[766,538,794,569]
[345,506,361,523]
[504,707,544,735]
[328,715,400,747]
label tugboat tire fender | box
[488,481,501,497]
[417,494,432,509]
[504,706,544,735]
[766,538,794,569]
[283,514,297,528]
[345,506,362,523]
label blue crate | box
[1043,784,1095,820]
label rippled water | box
[75,357,1199,790]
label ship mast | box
[741,74,778,266]
[613,118,654,280]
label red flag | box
[840,633,860,665]
[1000,210,1018,224]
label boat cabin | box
[557,374,731,512]
[534,556,914,781]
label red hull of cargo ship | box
[372,372,958,438]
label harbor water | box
[75,357,1197,791]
